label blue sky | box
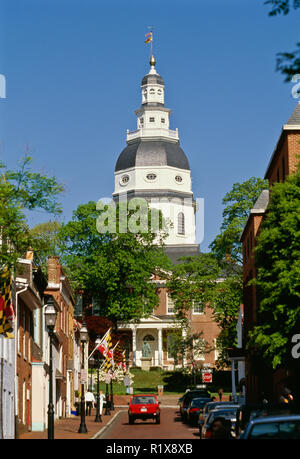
[0,0,299,251]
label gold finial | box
[150,54,156,67]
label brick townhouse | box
[240,101,300,403]
[44,256,75,419]
[15,253,46,435]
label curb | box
[91,410,126,439]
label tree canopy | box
[247,167,300,369]
[209,177,268,263]
[265,0,300,80]
[0,156,63,271]
[58,199,172,324]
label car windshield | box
[249,420,300,439]
[191,398,211,408]
[209,409,238,422]
[131,396,156,405]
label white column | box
[132,327,137,366]
[158,328,163,367]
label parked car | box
[128,394,161,424]
[198,401,240,436]
[240,414,300,439]
[180,389,211,421]
[200,406,240,439]
[186,397,211,425]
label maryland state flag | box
[0,269,15,338]
[103,332,113,374]
[114,343,123,368]
[145,31,153,44]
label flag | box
[88,327,111,359]
[103,331,114,373]
[145,31,152,44]
[114,343,123,367]
[122,350,127,373]
[0,269,15,338]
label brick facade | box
[241,103,300,403]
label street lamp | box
[104,373,111,415]
[78,321,89,433]
[44,296,58,440]
[94,336,102,423]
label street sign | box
[202,372,213,383]
[104,373,111,384]
[80,369,88,383]
[124,376,131,387]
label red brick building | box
[240,101,300,403]
[44,256,75,419]
[15,254,46,434]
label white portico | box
[118,315,180,368]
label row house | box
[0,253,80,438]
[240,101,300,403]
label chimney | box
[48,256,60,286]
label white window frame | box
[167,295,175,315]
[193,338,205,361]
[193,301,204,315]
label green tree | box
[29,221,61,274]
[209,177,268,263]
[58,199,171,324]
[248,167,300,369]
[209,271,243,368]
[0,156,63,271]
[264,0,300,80]
[167,253,221,325]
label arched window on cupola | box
[177,212,185,235]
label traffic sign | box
[202,372,213,383]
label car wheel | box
[129,416,134,424]
[156,415,160,424]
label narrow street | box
[97,408,199,439]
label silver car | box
[240,414,300,439]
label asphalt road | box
[97,408,200,439]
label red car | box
[128,394,161,424]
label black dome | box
[115,139,190,172]
[141,73,164,86]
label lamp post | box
[78,321,89,433]
[44,296,58,440]
[110,376,114,411]
[94,336,102,422]
[104,373,111,415]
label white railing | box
[126,128,179,142]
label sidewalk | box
[18,407,123,440]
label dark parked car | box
[236,403,296,437]
[200,406,240,439]
[198,401,240,434]
[186,397,211,425]
[180,390,211,421]
[240,414,300,439]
